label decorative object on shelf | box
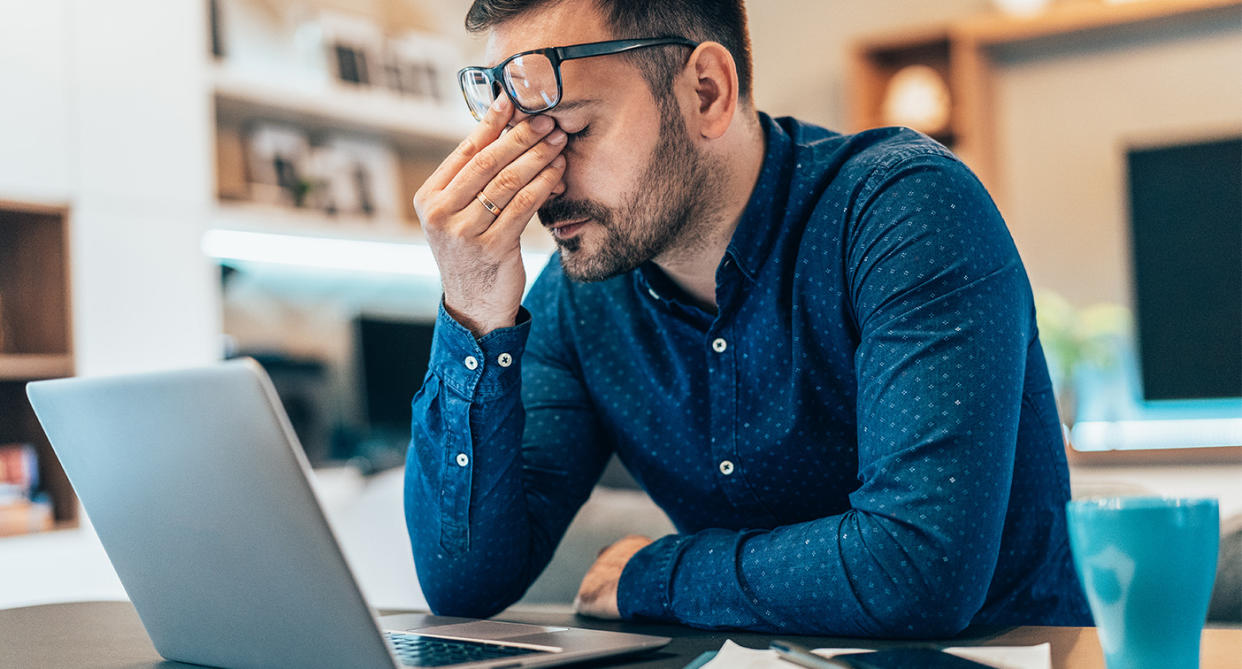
[384,31,459,104]
[240,122,401,220]
[245,122,312,208]
[319,11,385,87]
[991,0,1053,17]
[881,64,952,137]
[1034,289,1132,429]
[317,136,402,221]
[319,12,459,106]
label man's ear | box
[683,41,738,140]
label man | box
[405,0,1091,636]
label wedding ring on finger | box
[476,191,502,217]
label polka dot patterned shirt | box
[405,114,1092,637]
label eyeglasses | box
[457,37,699,121]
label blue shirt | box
[405,113,1091,637]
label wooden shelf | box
[210,63,474,152]
[212,202,425,244]
[1067,444,1242,466]
[956,0,1242,45]
[0,355,74,381]
[0,202,77,537]
[210,202,557,256]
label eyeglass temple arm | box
[556,38,699,60]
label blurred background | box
[1,0,1239,618]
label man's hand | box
[413,93,568,337]
[574,534,654,619]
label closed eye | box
[566,125,591,143]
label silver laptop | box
[26,359,669,669]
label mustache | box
[537,198,612,228]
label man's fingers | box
[421,94,513,195]
[440,114,557,211]
[479,130,566,210]
[482,155,566,245]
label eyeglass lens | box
[461,53,562,120]
[503,54,559,113]
[461,69,496,120]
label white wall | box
[994,18,1242,307]
[0,1,222,375]
[0,1,72,203]
[68,0,221,376]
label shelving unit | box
[207,7,559,270]
[0,201,77,535]
[849,0,1242,207]
[211,62,475,152]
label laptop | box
[26,359,669,668]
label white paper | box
[699,639,1051,669]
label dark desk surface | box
[1,601,1239,669]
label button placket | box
[707,326,743,501]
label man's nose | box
[509,111,552,130]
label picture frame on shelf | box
[315,136,402,221]
[245,122,312,208]
[384,31,461,105]
[318,11,385,87]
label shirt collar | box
[633,112,793,302]
[723,112,793,284]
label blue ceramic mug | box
[1066,497,1219,669]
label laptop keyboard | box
[385,632,549,667]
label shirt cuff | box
[429,300,531,401]
[617,533,692,622]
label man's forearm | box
[618,503,1005,637]
[405,303,545,616]
[405,298,612,617]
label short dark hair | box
[465,0,753,102]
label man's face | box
[485,2,717,282]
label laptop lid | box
[27,359,399,669]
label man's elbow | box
[420,580,515,620]
[867,604,977,639]
[863,579,985,639]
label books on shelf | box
[0,442,52,536]
[0,500,53,536]
[0,442,38,503]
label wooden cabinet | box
[0,201,76,534]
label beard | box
[536,99,719,283]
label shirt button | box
[712,338,728,353]
[497,353,513,368]
[648,287,661,300]
[464,356,479,370]
[719,460,735,476]
[455,453,469,467]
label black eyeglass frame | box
[457,37,700,120]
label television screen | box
[356,316,436,432]
[1127,136,1242,401]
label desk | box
[1,602,1239,668]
